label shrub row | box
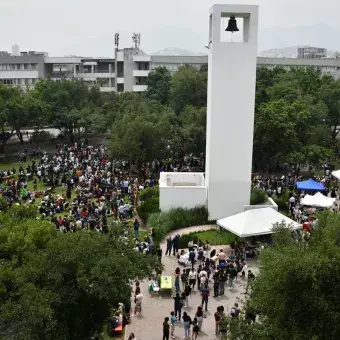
[250,187,267,205]
[147,206,209,244]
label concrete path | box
[125,225,259,340]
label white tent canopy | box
[217,208,300,238]
[331,169,340,180]
[300,191,335,208]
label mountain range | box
[151,24,340,58]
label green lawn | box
[179,229,238,248]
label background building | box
[1,45,340,92]
[298,46,327,59]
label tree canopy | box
[228,216,340,340]
[0,206,157,340]
[146,66,172,105]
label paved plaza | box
[125,226,259,340]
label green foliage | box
[148,206,209,243]
[0,210,157,340]
[33,79,104,142]
[253,67,336,166]
[171,106,207,158]
[110,95,175,162]
[139,186,160,202]
[29,130,55,143]
[146,66,172,105]
[178,229,238,249]
[274,198,288,212]
[170,65,207,114]
[235,217,340,340]
[250,187,267,205]
[136,197,160,223]
[0,84,49,152]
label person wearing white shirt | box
[188,269,197,291]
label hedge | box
[274,198,288,212]
[139,186,159,202]
[250,187,267,205]
[147,206,209,244]
[136,197,160,223]
[136,186,160,223]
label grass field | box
[178,229,238,248]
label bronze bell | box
[225,15,239,33]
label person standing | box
[166,237,172,256]
[214,307,222,336]
[170,311,176,339]
[192,323,199,340]
[218,249,226,265]
[213,270,220,298]
[173,293,182,321]
[188,267,197,291]
[201,286,209,312]
[174,270,180,293]
[181,269,188,291]
[133,219,139,239]
[246,270,256,294]
[163,317,170,340]
[195,306,204,331]
[182,312,192,339]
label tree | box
[34,79,104,142]
[110,96,175,162]
[0,206,157,340]
[321,79,340,141]
[170,65,207,114]
[171,106,206,159]
[232,217,340,340]
[253,99,302,164]
[146,66,172,105]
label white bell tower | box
[205,5,259,220]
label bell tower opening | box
[218,13,251,43]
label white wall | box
[205,5,258,220]
[159,172,205,187]
[159,186,207,212]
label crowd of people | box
[0,143,163,233]
[130,241,257,339]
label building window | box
[24,64,28,70]
[11,64,16,70]
[31,64,37,70]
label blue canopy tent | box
[296,178,325,191]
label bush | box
[139,186,159,202]
[178,230,238,249]
[29,130,54,143]
[250,187,267,205]
[147,205,209,244]
[136,197,160,223]
[274,198,288,212]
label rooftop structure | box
[159,172,206,211]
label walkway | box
[125,225,259,340]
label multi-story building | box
[1,46,340,92]
[0,51,45,87]
[298,46,327,59]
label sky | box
[1,0,339,56]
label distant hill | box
[258,46,339,58]
[152,47,203,56]
[258,24,340,52]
